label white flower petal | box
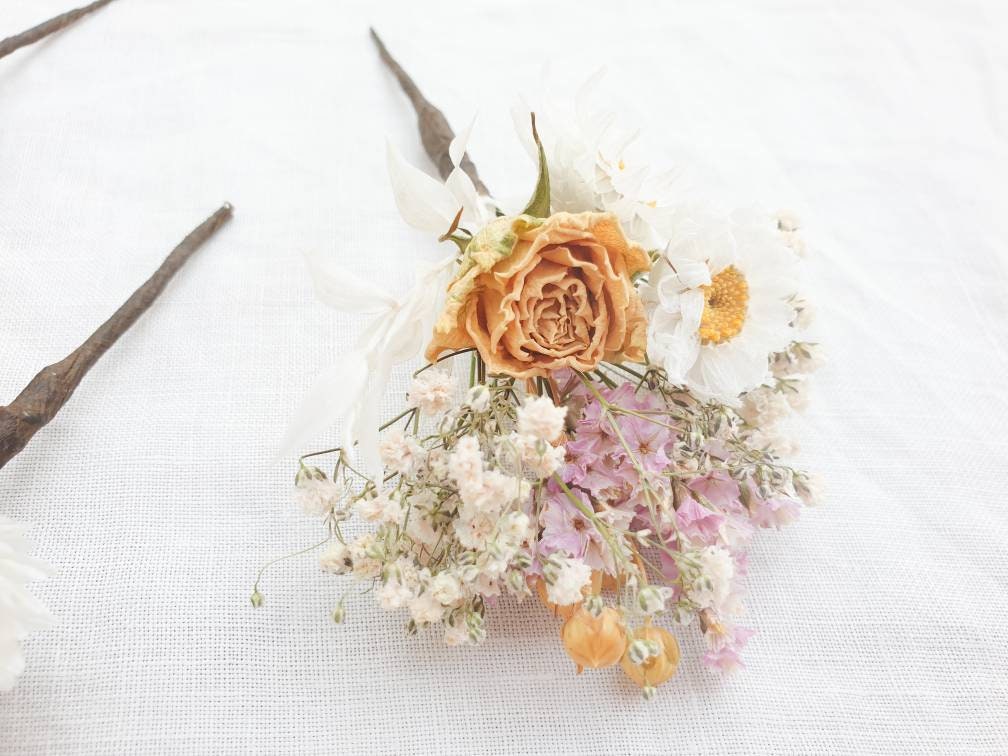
[385,141,458,234]
[0,517,53,693]
[446,167,484,228]
[656,330,700,385]
[448,115,476,168]
[303,250,397,314]
[691,342,771,403]
[351,383,384,478]
[510,98,539,163]
[280,353,369,457]
[666,256,711,291]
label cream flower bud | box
[795,473,825,506]
[583,594,604,618]
[637,585,673,616]
[776,210,800,232]
[516,395,567,443]
[793,298,815,329]
[378,428,424,476]
[544,555,592,606]
[443,619,469,647]
[627,637,661,665]
[294,472,343,517]
[793,342,825,374]
[331,601,346,624]
[407,369,454,416]
[430,572,463,606]
[408,591,445,625]
[319,541,352,574]
[466,384,491,412]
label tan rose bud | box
[620,625,680,688]
[561,607,627,673]
[426,212,649,378]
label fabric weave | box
[1,0,1006,752]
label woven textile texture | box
[2,0,1006,753]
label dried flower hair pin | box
[259,30,823,699]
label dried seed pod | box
[561,607,627,673]
[620,626,680,688]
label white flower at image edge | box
[0,516,52,692]
[640,208,799,403]
[281,117,491,474]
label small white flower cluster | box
[636,585,675,616]
[502,395,567,479]
[686,545,738,616]
[448,435,530,552]
[294,468,345,517]
[542,553,592,605]
[378,428,425,477]
[738,339,824,456]
[310,392,575,647]
[738,386,792,428]
[407,369,455,416]
[516,395,568,443]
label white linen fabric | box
[2,0,1006,753]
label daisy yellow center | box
[699,266,749,344]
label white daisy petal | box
[1,520,53,692]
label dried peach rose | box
[425,212,649,378]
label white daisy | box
[1,516,52,692]
[641,208,799,403]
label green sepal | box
[519,112,551,218]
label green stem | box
[252,535,332,597]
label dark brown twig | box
[369,27,489,196]
[0,0,116,61]
[0,203,234,470]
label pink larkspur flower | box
[539,491,610,571]
[688,473,742,513]
[676,495,724,543]
[750,496,802,529]
[703,625,756,674]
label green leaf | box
[520,112,550,218]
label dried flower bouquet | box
[271,82,823,698]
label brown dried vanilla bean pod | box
[0,0,116,61]
[0,203,233,471]
[369,27,490,196]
